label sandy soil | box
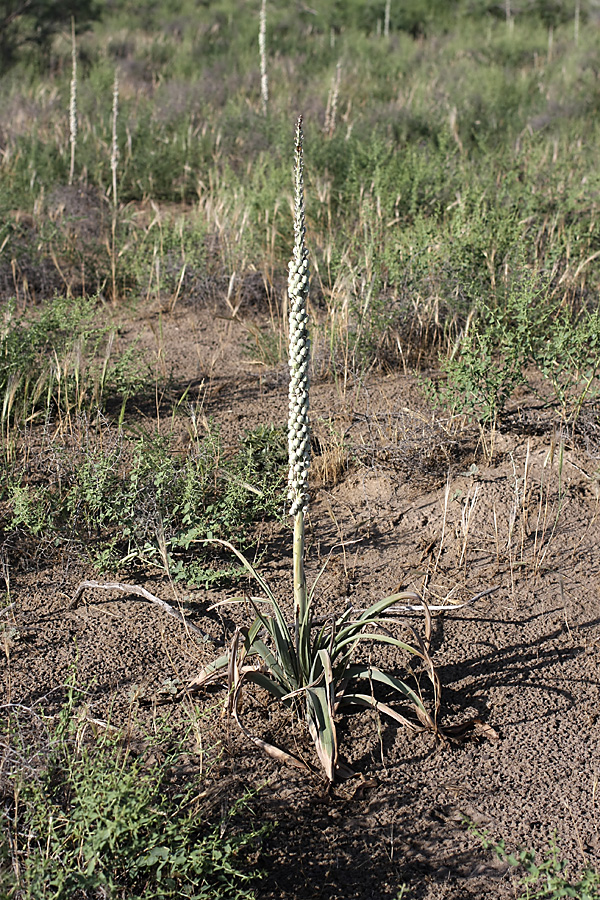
[2,296,600,899]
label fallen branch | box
[69,581,212,641]
[354,585,501,616]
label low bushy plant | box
[436,297,529,425]
[0,295,146,430]
[0,688,264,899]
[532,305,600,422]
[0,421,287,585]
[434,278,600,427]
[474,826,600,900]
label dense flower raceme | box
[288,117,310,517]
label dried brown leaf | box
[442,718,500,743]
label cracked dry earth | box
[2,301,600,899]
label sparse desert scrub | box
[472,824,600,900]
[0,416,287,585]
[0,686,264,899]
[1,5,600,898]
[2,4,600,374]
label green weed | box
[434,290,532,426]
[474,826,600,900]
[532,306,600,421]
[0,422,287,586]
[432,276,600,426]
[0,295,146,430]
[0,688,264,899]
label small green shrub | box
[1,423,287,585]
[0,295,146,430]
[0,0,101,74]
[0,691,263,899]
[532,306,600,422]
[432,278,600,426]
[433,288,534,425]
[7,483,52,535]
[474,826,600,900]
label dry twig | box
[69,581,211,641]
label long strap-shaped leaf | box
[333,631,423,658]
[305,649,338,782]
[339,692,427,733]
[183,653,229,693]
[297,596,313,685]
[335,592,421,645]
[305,697,334,779]
[192,538,276,602]
[250,639,295,694]
[394,604,441,725]
[271,615,300,684]
[344,663,429,717]
[185,619,261,694]
[245,593,299,683]
[246,670,291,702]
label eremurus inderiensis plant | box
[185,117,482,782]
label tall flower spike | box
[259,0,268,116]
[111,71,119,209]
[68,18,77,186]
[288,117,310,517]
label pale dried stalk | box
[69,18,77,186]
[259,0,268,116]
[324,61,342,137]
[69,580,211,640]
[459,484,480,568]
[110,71,119,304]
[110,71,119,208]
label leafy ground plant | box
[0,685,264,899]
[434,277,600,430]
[474,826,600,900]
[186,118,475,782]
[1,421,286,585]
[188,538,441,782]
[0,295,145,432]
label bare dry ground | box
[2,299,600,900]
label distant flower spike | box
[287,117,310,517]
[111,71,119,208]
[259,0,268,116]
[68,18,77,186]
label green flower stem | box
[293,509,307,645]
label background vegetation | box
[2,1,600,398]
